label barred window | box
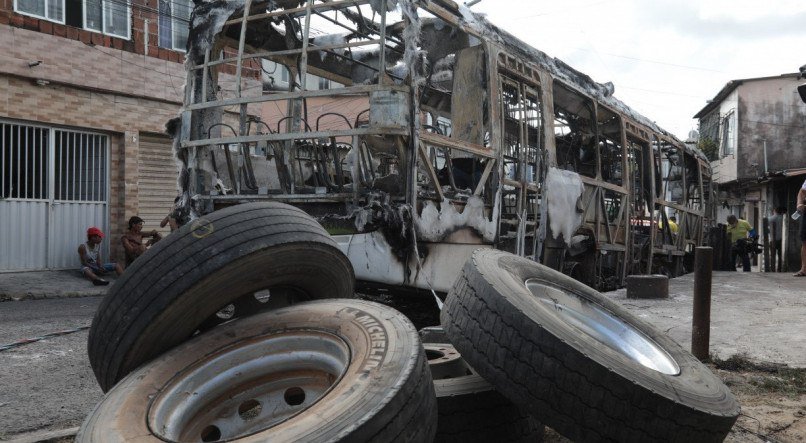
[1,123,49,200]
[1,122,108,202]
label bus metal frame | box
[175,0,714,292]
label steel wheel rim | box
[147,330,351,442]
[424,344,468,379]
[525,279,680,375]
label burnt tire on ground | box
[88,202,355,392]
[441,249,740,442]
[78,300,436,442]
[422,333,544,442]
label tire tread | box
[442,252,738,442]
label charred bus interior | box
[176,0,714,292]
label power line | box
[618,85,704,99]
[87,44,185,98]
[509,1,609,20]
[566,47,726,74]
[91,0,193,23]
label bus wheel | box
[88,202,355,392]
[78,300,436,443]
[441,249,740,442]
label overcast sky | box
[469,0,806,140]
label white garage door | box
[0,121,109,270]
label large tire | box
[88,202,354,392]
[441,249,740,442]
[78,299,437,442]
[422,330,544,443]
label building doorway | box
[1,120,109,271]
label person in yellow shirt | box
[726,215,753,272]
[668,216,679,235]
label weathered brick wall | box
[0,23,186,105]
[109,134,127,260]
[0,0,187,64]
[0,2,263,82]
[0,75,180,133]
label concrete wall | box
[737,76,806,179]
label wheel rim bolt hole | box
[201,425,221,442]
[425,349,446,362]
[284,387,306,406]
[238,399,263,421]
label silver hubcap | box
[147,330,351,442]
[526,279,680,375]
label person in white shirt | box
[78,227,123,285]
[768,206,784,272]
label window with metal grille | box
[1,122,108,202]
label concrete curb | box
[0,290,107,302]
[0,271,115,302]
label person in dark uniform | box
[795,179,806,277]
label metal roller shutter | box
[138,134,177,236]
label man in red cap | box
[78,227,123,286]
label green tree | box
[698,137,719,162]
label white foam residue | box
[546,167,584,244]
[354,207,370,232]
[414,196,496,242]
[190,2,244,56]
[389,61,409,82]
[312,33,350,58]
[400,0,424,86]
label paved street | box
[609,271,806,367]
[0,297,104,440]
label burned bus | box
[174,0,714,292]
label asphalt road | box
[0,297,104,439]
